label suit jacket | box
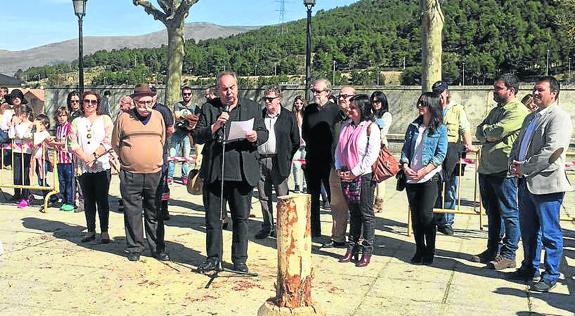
[261,107,300,184]
[509,103,573,195]
[192,97,269,187]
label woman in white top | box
[69,91,114,243]
[369,91,393,213]
[400,92,447,265]
[291,95,307,192]
[335,95,380,267]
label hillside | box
[0,23,257,76]
[17,0,575,86]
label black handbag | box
[396,169,406,191]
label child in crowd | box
[30,114,57,204]
[51,107,75,212]
[8,104,34,208]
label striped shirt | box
[56,122,73,164]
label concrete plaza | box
[0,164,574,315]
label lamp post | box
[73,0,87,94]
[304,0,315,101]
[546,49,550,76]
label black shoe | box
[530,280,556,292]
[422,254,434,265]
[269,230,276,238]
[153,252,170,261]
[233,262,249,273]
[294,185,300,193]
[438,225,454,236]
[197,258,222,273]
[322,201,331,210]
[410,252,423,264]
[507,269,541,283]
[321,240,346,248]
[255,230,272,239]
[81,233,96,243]
[127,253,140,262]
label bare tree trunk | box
[133,0,197,107]
[420,0,444,92]
[258,194,324,316]
[166,19,185,107]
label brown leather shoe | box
[488,255,516,270]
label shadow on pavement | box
[20,216,205,268]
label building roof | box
[25,89,45,102]
[0,73,24,86]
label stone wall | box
[44,84,575,141]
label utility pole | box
[332,60,336,84]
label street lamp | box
[546,49,550,76]
[304,0,315,101]
[73,0,87,94]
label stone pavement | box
[0,166,574,315]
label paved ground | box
[0,164,574,316]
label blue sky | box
[1,0,359,51]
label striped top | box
[56,122,73,164]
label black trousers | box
[406,175,439,256]
[346,173,376,250]
[79,170,111,233]
[304,160,331,236]
[205,180,253,264]
[120,170,164,254]
[13,152,31,199]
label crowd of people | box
[0,72,571,293]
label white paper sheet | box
[227,118,254,141]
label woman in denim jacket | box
[400,92,447,265]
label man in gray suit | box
[509,76,573,292]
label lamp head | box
[73,0,87,18]
[303,0,316,7]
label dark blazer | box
[261,107,300,184]
[192,97,269,187]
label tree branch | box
[157,0,171,14]
[133,0,167,24]
[173,0,198,21]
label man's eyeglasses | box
[338,94,354,99]
[83,99,98,105]
[183,93,192,96]
[263,96,279,102]
[311,89,325,94]
[70,100,80,104]
[136,100,154,105]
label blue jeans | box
[518,179,564,284]
[434,176,457,227]
[478,174,520,260]
[58,163,75,205]
[168,131,191,179]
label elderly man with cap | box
[431,81,475,236]
[112,84,169,262]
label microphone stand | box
[202,101,258,288]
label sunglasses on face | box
[83,99,98,105]
[136,100,153,105]
[338,94,353,99]
[311,89,325,94]
[263,96,278,102]
[70,100,80,104]
[183,93,192,96]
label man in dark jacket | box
[192,71,268,273]
[255,86,300,239]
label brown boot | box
[356,246,372,267]
[374,198,384,213]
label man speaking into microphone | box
[192,71,268,273]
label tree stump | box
[258,193,324,316]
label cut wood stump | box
[257,193,324,316]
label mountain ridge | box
[0,22,258,75]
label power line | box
[277,0,286,35]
